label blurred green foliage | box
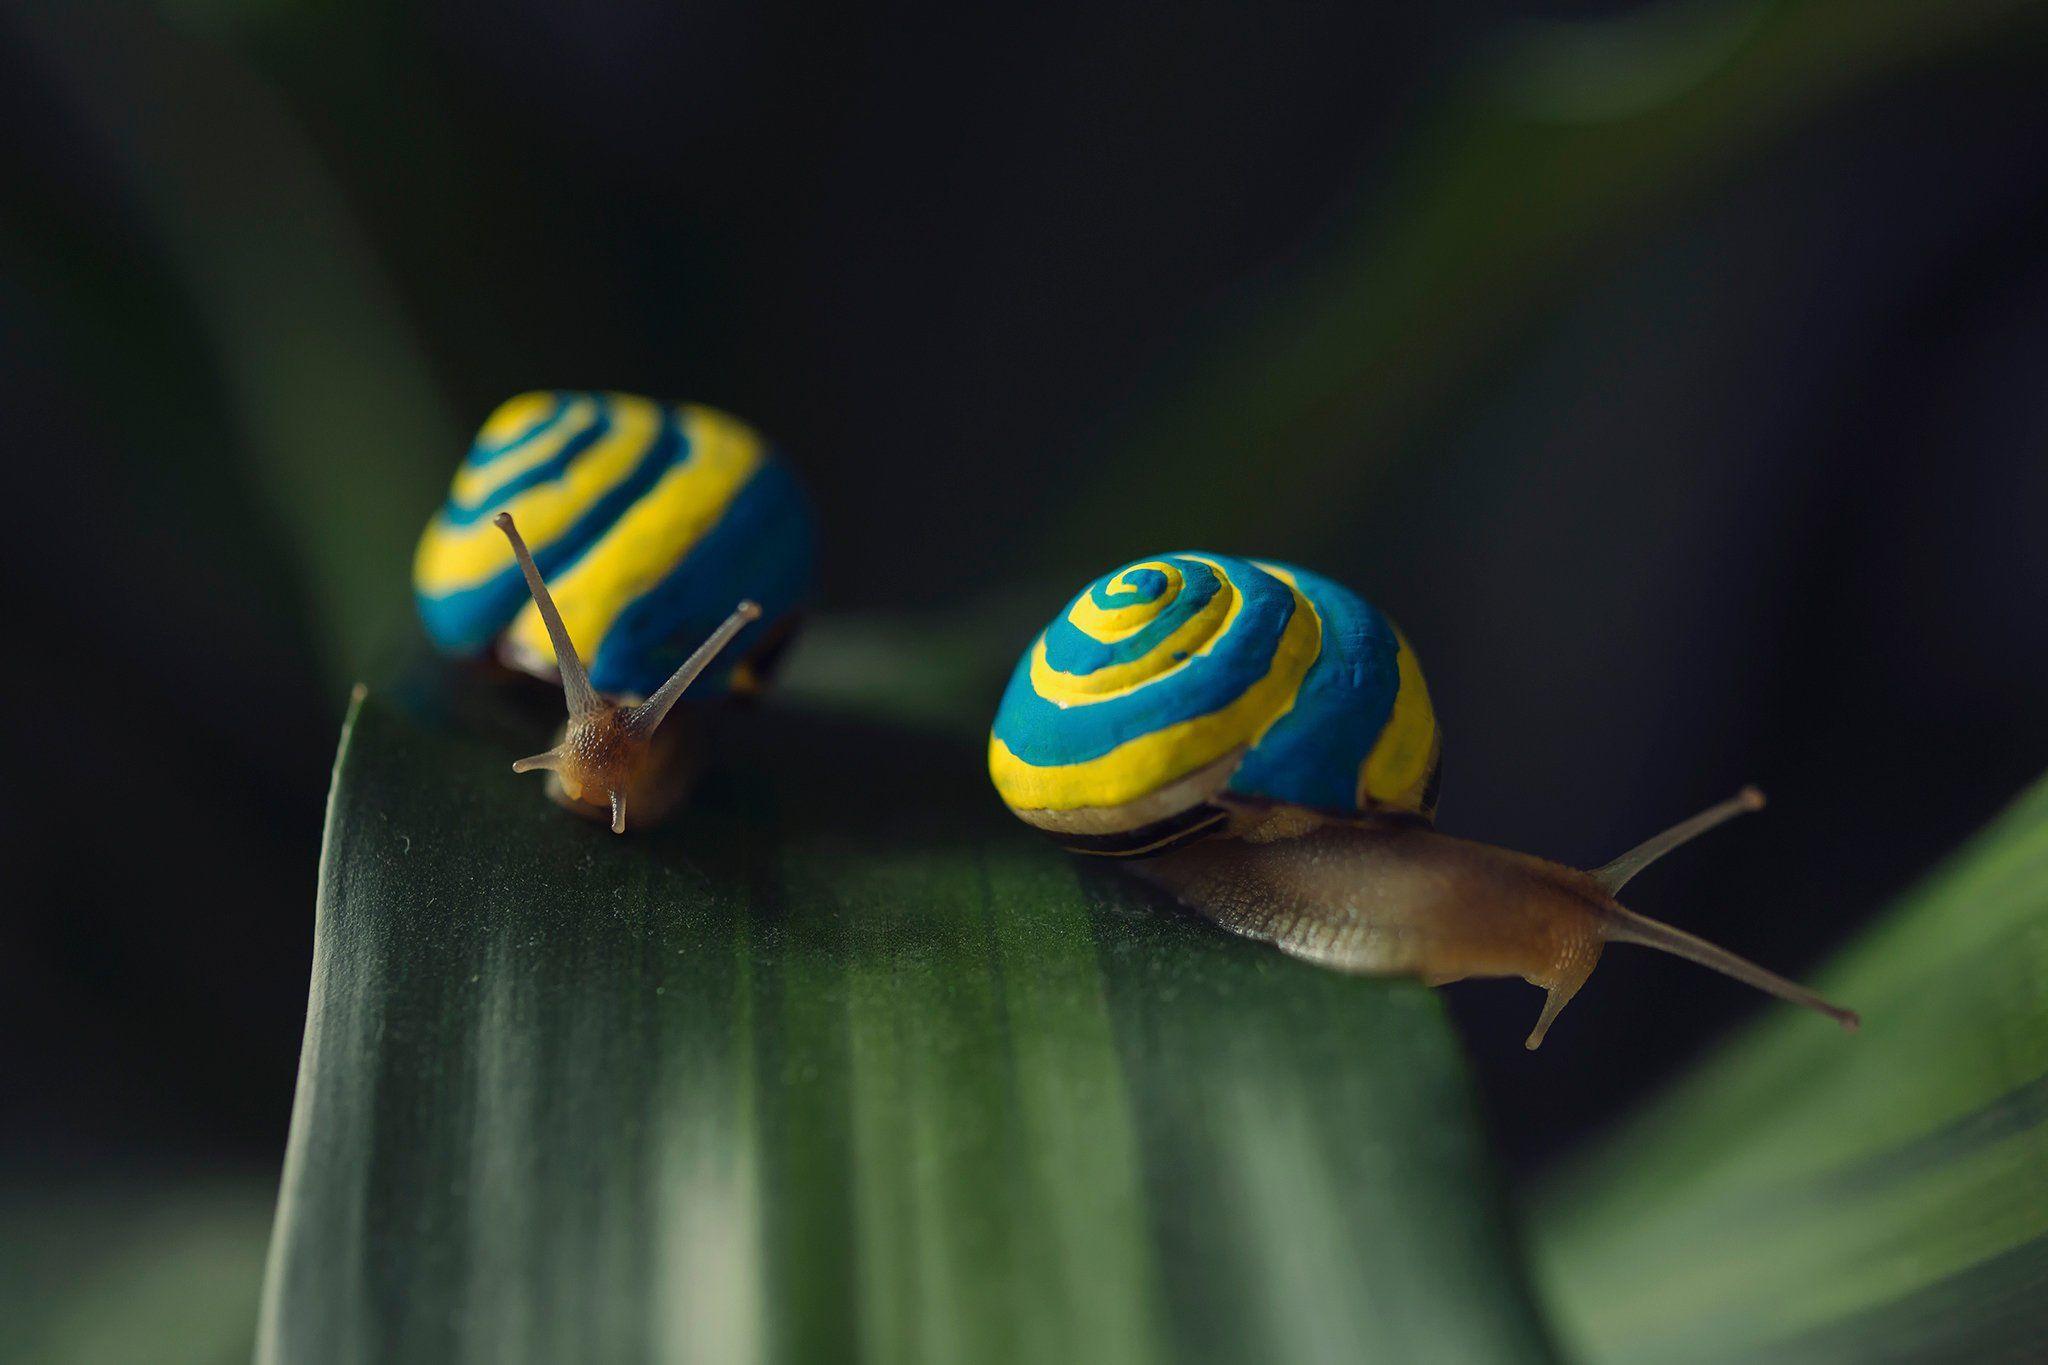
[14,1,454,683]
[0,1178,273,1365]
[1534,770,2048,1361]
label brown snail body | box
[990,553,1859,1047]
[1132,793,1857,1048]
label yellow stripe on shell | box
[413,394,663,596]
[1358,627,1438,810]
[476,390,559,446]
[447,394,602,507]
[987,574,1323,812]
[502,404,764,688]
[1063,560,1184,643]
[1029,555,1242,704]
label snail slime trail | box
[990,554,1859,1048]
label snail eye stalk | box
[624,600,762,740]
[1588,786,1765,895]
[493,511,602,718]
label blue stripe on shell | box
[586,454,816,698]
[1228,562,1400,814]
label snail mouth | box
[541,716,696,831]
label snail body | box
[991,553,1858,1047]
[413,391,814,830]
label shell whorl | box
[413,391,815,700]
[988,553,1439,854]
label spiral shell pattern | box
[989,553,1438,854]
[413,391,815,700]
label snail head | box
[492,511,759,833]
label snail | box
[988,553,1859,1048]
[413,390,816,831]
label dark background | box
[4,0,2045,1314]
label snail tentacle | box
[1590,786,1765,895]
[493,511,602,718]
[625,600,763,740]
[1599,903,1860,1032]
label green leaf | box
[258,673,1557,1363]
[1531,772,2048,1361]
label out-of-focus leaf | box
[771,600,1064,736]
[0,1176,273,1365]
[1531,771,2048,1361]
[257,672,1558,1363]
[1065,0,2045,560]
[11,2,455,682]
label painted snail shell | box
[413,390,815,701]
[989,552,1440,855]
